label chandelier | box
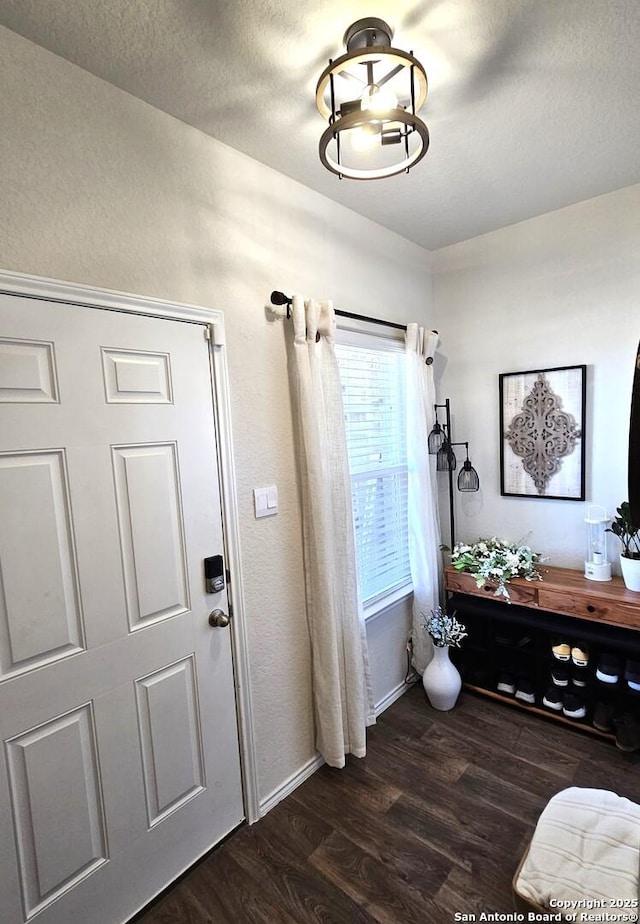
[315,18,429,180]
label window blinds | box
[335,340,411,605]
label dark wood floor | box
[135,684,640,924]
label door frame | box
[0,268,259,823]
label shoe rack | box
[444,565,640,745]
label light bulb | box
[361,83,398,114]
[350,122,381,151]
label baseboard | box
[375,678,416,717]
[258,680,416,819]
[258,754,325,817]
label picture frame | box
[499,364,586,501]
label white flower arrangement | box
[422,605,467,648]
[450,536,545,602]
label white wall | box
[432,184,640,570]
[0,27,434,805]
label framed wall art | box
[499,364,586,501]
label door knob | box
[208,609,230,628]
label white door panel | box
[101,348,173,404]
[0,293,244,924]
[111,442,190,628]
[5,702,108,918]
[0,337,59,403]
[135,655,206,825]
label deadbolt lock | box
[204,555,225,594]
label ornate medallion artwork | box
[505,372,581,495]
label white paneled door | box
[0,293,244,924]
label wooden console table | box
[444,564,640,740]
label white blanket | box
[516,787,640,907]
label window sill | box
[363,583,413,623]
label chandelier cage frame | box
[315,18,429,180]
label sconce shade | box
[458,459,480,492]
[437,442,457,472]
[315,18,429,180]
[428,421,445,454]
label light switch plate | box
[254,485,278,518]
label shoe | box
[572,666,589,688]
[562,693,586,720]
[542,687,563,712]
[497,672,516,695]
[495,630,514,646]
[550,665,569,687]
[552,641,571,661]
[495,632,533,649]
[596,654,621,684]
[615,714,640,752]
[571,645,589,667]
[593,700,616,732]
[624,660,640,691]
[515,679,535,704]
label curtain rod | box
[270,291,407,332]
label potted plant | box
[608,502,640,591]
[420,606,467,711]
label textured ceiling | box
[1,0,639,251]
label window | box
[335,332,411,608]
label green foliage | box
[608,502,640,559]
[450,537,545,602]
[421,605,467,648]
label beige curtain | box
[405,325,442,673]
[288,295,375,767]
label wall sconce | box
[428,399,480,546]
[315,17,429,180]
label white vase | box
[620,555,640,592]
[422,645,462,711]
